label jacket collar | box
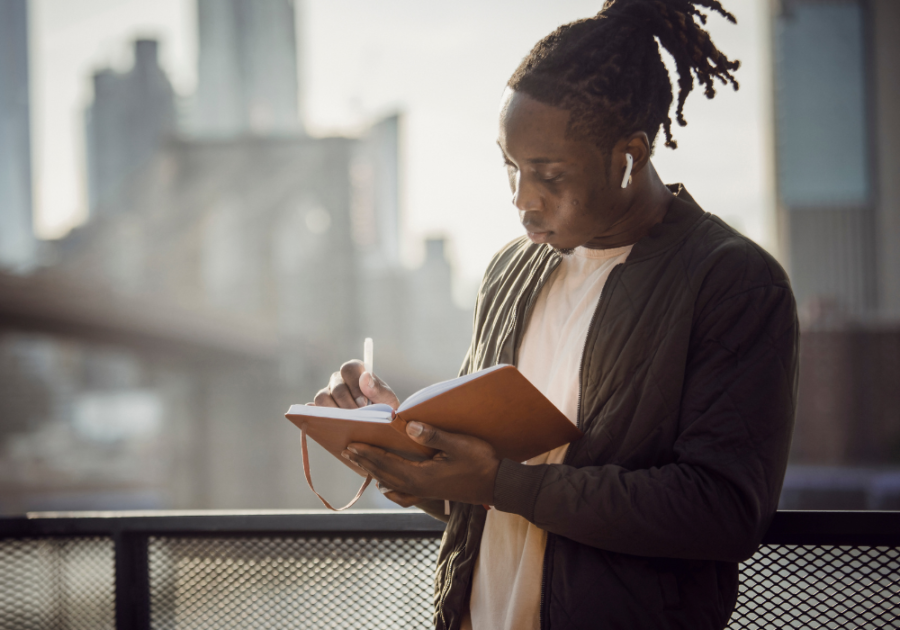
[625,184,707,263]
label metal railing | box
[1,510,898,629]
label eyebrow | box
[526,157,566,164]
[496,142,566,165]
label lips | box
[526,230,552,244]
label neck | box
[583,162,674,249]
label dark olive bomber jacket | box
[428,186,799,630]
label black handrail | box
[0,509,446,538]
[762,510,900,546]
[1,509,898,544]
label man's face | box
[498,89,628,251]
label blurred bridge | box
[0,270,375,514]
[0,270,279,362]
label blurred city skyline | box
[28,0,772,300]
[1,0,478,513]
[3,0,900,514]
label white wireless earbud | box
[621,153,634,189]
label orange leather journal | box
[285,364,583,510]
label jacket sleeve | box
[492,281,799,563]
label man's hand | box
[311,360,427,507]
[342,421,501,506]
[312,360,400,410]
[375,483,424,508]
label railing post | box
[114,531,151,630]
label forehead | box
[498,89,589,160]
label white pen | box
[363,337,374,376]
[363,337,374,405]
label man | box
[315,1,798,628]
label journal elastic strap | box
[301,423,372,511]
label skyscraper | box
[771,0,900,478]
[0,0,37,271]
[84,39,176,216]
[772,0,900,320]
[194,0,301,137]
[352,114,402,269]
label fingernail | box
[367,374,375,389]
[355,396,367,407]
[347,446,358,455]
[341,451,350,460]
[378,485,391,494]
[407,421,423,437]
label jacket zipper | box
[538,261,625,630]
[572,262,624,437]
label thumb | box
[406,421,466,453]
[359,372,400,410]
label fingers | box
[327,370,359,409]
[311,359,400,410]
[339,360,368,407]
[343,444,418,496]
[405,421,473,455]
[359,371,401,410]
[383,490,423,508]
[345,430,500,506]
[313,387,338,407]
[375,481,422,508]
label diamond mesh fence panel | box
[2,533,898,629]
[0,537,115,630]
[729,545,900,629]
[148,534,441,630]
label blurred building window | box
[774,1,870,208]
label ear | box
[617,132,652,175]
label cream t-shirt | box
[461,243,633,630]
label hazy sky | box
[29,0,774,297]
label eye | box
[541,172,563,183]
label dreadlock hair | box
[508,0,740,152]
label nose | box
[511,171,542,214]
